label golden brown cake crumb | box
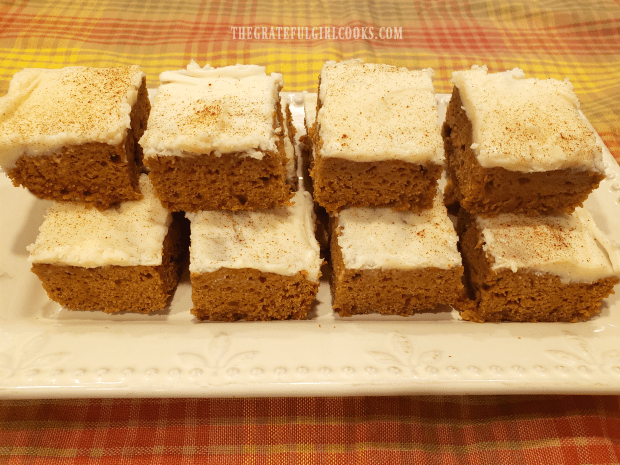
[191,268,318,321]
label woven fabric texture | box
[1,396,619,464]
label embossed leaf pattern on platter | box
[367,333,442,374]
[0,333,68,378]
[547,331,620,372]
[178,332,258,377]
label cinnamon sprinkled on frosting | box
[0,65,144,170]
[186,190,322,282]
[139,61,283,159]
[27,174,171,268]
[336,190,461,270]
[316,59,444,164]
[477,208,620,283]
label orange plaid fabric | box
[1,0,619,163]
[0,396,619,463]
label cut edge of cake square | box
[27,174,188,313]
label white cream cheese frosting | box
[476,208,620,283]
[336,191,461,270]
[280,97,296,184]
[316,59,444,165]
[27,174,171,268]
[451,65,604,173]
[302,90,318,128]
[139,61,284,159]
[186,190,322,282]
[0,65,144,171]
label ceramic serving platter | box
[1,93,619,398]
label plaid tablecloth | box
[1,0,620,462]
[1,396,619,463]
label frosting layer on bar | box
[302,90,318,128]
[140,61,283,159]
[476,208,620,283]
[187,190,322,281]
[336,191,461,270]
[317,59,444,164]
[27,175,171,267]
[0,66,144,170]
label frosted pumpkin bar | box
[442,65,605,216]
[187,190,322,321]
[140,61,293,212]
[330,190,464,317]
[310,59,444,213]
[456,207,620,322]
[0,65,149,208]
[27,174,188,313]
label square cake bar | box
[0,65,149,209]
[28,174,188,313]
[187,190,322,321]
[443,66,605,216]
[310,59,444,214]
[140,61,293,212]
[330,190,464,317]
[456,208,620,322]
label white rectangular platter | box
[1,92,619,398]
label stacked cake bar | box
[0,65,150,209]
[444,66,619,322]
[330,191,463,316]
[310,60,465,316]
[310,59,444,213]
[139,61,293,212]
[187,190,322,321]
[443,66,605,216]
[0,65,190,314]
[27,174,188,313]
